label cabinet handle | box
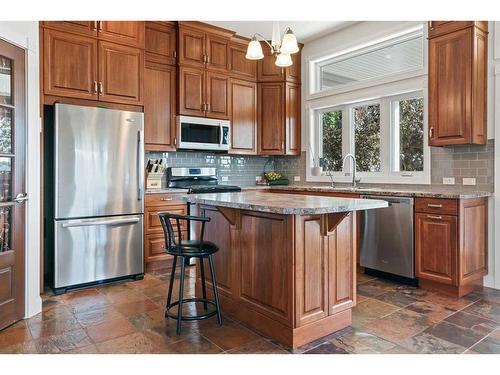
[427,215,442,220]
[206,54,210,64]
[93,21,98,31]
[98,21,102,31]
[281,141,285,150]
[429,21,434,30]
[427,204,443,208]
[429,127,434,138]
[173,137,177,146]
[173,50,177,59]
[93,81,98,93]
[99,82,103,94]
[160,198,173,201]
[206,103,210,112]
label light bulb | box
[246,37,264,60]
[275,53,292,67]
[280,29,299,54]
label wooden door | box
[178,26,206,68]
[258,46,285,82]
[415,213,458,285]
[206,71,229,119]
[98,41,143,105]
[0,39,26,330]
[428,28,472,145]
[42,21,98,37]
[285,82,301,155]
[285,51,301,83]
[145,22,177,66]
[178,66,205,117]
[205,33,229,72]
[98,21,145,48]
[229,41,257,80]
[229,79,257,154]
[43,29,98,100]
[258,82,284,155]
[144,63,176,151]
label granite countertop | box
[180,191,388,215]
[268,184,492,199]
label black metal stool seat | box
[159,212,223,335]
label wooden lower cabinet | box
[416,197,487,297]
[196,205,356,347]
[144,194,187,271]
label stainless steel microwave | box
[177,115,230,151]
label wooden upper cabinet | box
[144,63,176,151]
[98,41,144,105]
[229,38,257,80]
[179,66,205,117]
[43,29,98,100]
[258,46,285,82]
[178,26,206,68]
[230,79,257,154]
[206,71,229,119]
[205,34,229,72]
[98,21,145,48]
[285,50,301,83]
[258,82,285,155]
[416,213,458,285]
[145,22,177,66]
[285,83,301,155]
[428,22,488,146]
[428,21,488,38]
[42,21,98,37]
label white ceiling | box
[207,21,354,42]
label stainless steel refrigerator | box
[48,104,144,293]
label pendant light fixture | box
[245,22,299,67]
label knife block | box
[146,172,164,189]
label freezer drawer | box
[54,214,144,289]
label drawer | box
[145,193,185,207]
[145,232,187,262]
[145,204,188,234]
[415,198,458,215]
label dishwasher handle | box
[360,195,414,205]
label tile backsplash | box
[147,139,494,190]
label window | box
[313,29,424,95]
[315,91,427,183]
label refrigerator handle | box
[62,217,141,228]
[137,130,144,201]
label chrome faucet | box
[342,153,360,187]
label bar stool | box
[158,212,223,335]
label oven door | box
[177,115,230,151]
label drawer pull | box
[160,198,173,201]
[427,204,443,208]
[427,215,442,220]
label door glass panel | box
[0,157,12,202]
[0,56,12,105]
[0,106,12,153]
[0,206,11,252]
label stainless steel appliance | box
[48,104,144,293]
[177,116,230,151]
[359,195,415,279]
[166,167,241,265]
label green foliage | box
[321,110,342,171]
[399,98,424,171]
[354,105,380,172]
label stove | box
[166,167,241,194]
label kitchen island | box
[181,191,387,348]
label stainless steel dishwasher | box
[359,195,415,279]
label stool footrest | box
[165,297,218,321]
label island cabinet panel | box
[239,211,294,326]
[229,79,257,154]
[327,212,356,315]
[144,63,176,151]
[295,215,328,327]
[43,29,98,100]
[98,41,144,105]
[199,206,235,296]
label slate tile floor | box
[1,268,500,354]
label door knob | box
[14,193,28,203]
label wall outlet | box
[221,176,229,182]
[294,176,301,182]
[442,177,455,185]
[462,177,476,186]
